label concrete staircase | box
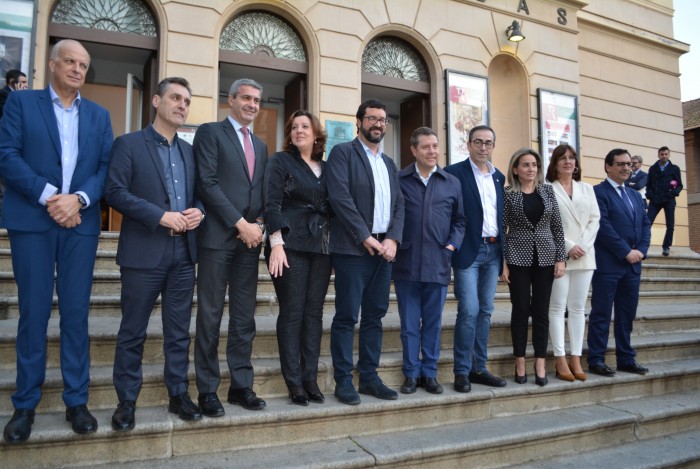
[0,230,698,468]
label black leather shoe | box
[514,365,528,384]
[288,385,309,406]
[617,361,649,375]
[334,379,361,405]
[3,409,34,443]
[400,377,417,394]
[469,370,507,387]
[303,380,325,404]
[111,400,135,431]
[589,363,616,377]
[198,393,225,418]
[168,392,203,421]
[228,387,266,411]
[358,378,398,400]
[418,377,443,394]
[66,404,98,434]
[454,374,471,393]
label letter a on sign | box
[518,0,530,15]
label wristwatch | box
[255,220,265,232]
[76,194,87,208]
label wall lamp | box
[506,20,525,42]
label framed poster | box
[325,120,354,159]
[445,70,489,165]
[537,89,579,169]
[0,0,34,87]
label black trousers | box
[271,249,331,387]
[507,263,554,358]
[114,236,195,401]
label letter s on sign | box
[557,8,567,25]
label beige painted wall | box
[35,0,689,246]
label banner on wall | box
[537,89,580,169]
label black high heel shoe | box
[288,385,309,406]
[514,365,527,384]
[302,380,325,404]
[534,365,548,387]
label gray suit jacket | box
[105,126,201,268]
[194,118,268,250]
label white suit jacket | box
[551,180,601,270]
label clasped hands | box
[363,236,397,262]
[160,208,204,233]
[47,194,82,228]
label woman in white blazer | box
[545,145,600,382]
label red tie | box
[240,127,255,181]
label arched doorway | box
[361,36,431,170]
[488,54,529,170]
[218,11,309,153]
[49,0,160,230]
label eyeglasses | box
[470,139,495,149]
[363,116,388,126]
[612,162,632,167]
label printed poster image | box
[446,71,488,165]
[538,89,578,169]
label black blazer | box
[105,126,202,268]
[264,150,331,254]
[625,169,647,192]
[503,184,566,267]
[327,138,404,256]
[646,160,682,204]
[194,118,268,250]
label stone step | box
[0,325,697,416]
[92,429,700,469]
[2,283,699,320]
[1,362,698,468]
[509,429,700,469]
[0,303,697,370]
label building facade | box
[7,0,690,246]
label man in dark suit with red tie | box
[193,79,268,416]
[587,149,651,377]
[105,77,205,431]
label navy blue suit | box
[587,180,651,367]
[0,88,113,409]
[105,126,202,401]
[327,137,404,384]
[393,164,465,378]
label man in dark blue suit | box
[625,155,648,194]
[327,99,404,405]
[0,40,113,443]
[393,127,465,395]
[105,77,205,431]
[445,125,507,392]
[587,149,651,377]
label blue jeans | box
[330,253,392,383]
[453,241,500,375]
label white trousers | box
[548,269,594,357]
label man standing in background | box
[646,146,683,256]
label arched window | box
[220,11,306,62]
[362,37,428,83]
[51,0,156,36]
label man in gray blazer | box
[327,99,404,405]
[194,78,268,416]
[106,77,205,430]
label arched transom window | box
[362,37,428,83]
[51,0,156,36]
[220,11,306,62]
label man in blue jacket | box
[445,125,507,392]
[393,127,465,394]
